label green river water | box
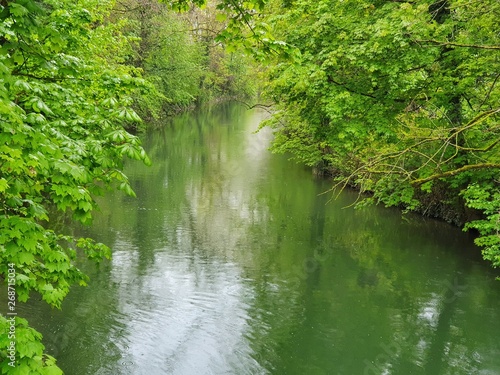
[19,104,500,374]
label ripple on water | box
[101,250,264,375]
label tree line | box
[259,0,500,271]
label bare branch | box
[480,72,500,107]
[458,139,500,153]
[411,163,500,186]
[236,100,274,111]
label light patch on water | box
[417,294,440,328]
[103,235,265,375]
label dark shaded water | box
[20,104,500,374]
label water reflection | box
[103,239,261,375]
[17,104,500,375]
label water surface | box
[21,104,500,374]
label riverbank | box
[313,162,484,237]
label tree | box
[111,0,259,121]
[260,0,500,269]
[0,0,150,373]
[185,1,259,103]
[115,0,206,118]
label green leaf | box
[0,178,9,192]
[42,365,64,375]
[9,3,30,17]
[216,13,227,22]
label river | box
[21,104,500,374]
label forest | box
[0,0,499,373]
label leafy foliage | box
[163,0,287,59]
[191,1,260,102]
[462,183,500,268]
[118,0,259,121]
[0,0,150,372]
[117,0,205,118]
[260,0,500,269]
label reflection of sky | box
[94,110,276,374]
[36,107,500,375]
[185,110,273,259]
[100,234,263,375]
[417,294,440,329]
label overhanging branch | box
[411,163,500,186]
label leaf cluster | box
[0,0,151,372]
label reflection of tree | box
[20,104,500,374]
[241,164,500,374]
[424,293,459,374]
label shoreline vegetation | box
[256,0,500,275]
[0,0,498,373]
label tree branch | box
[236,100,274,110]
[480,72,500,107]
[327,76,377,100]
[12,72,79,83]
[458,138,500,153]
[411,163,500,186]
[228,0,256,36]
